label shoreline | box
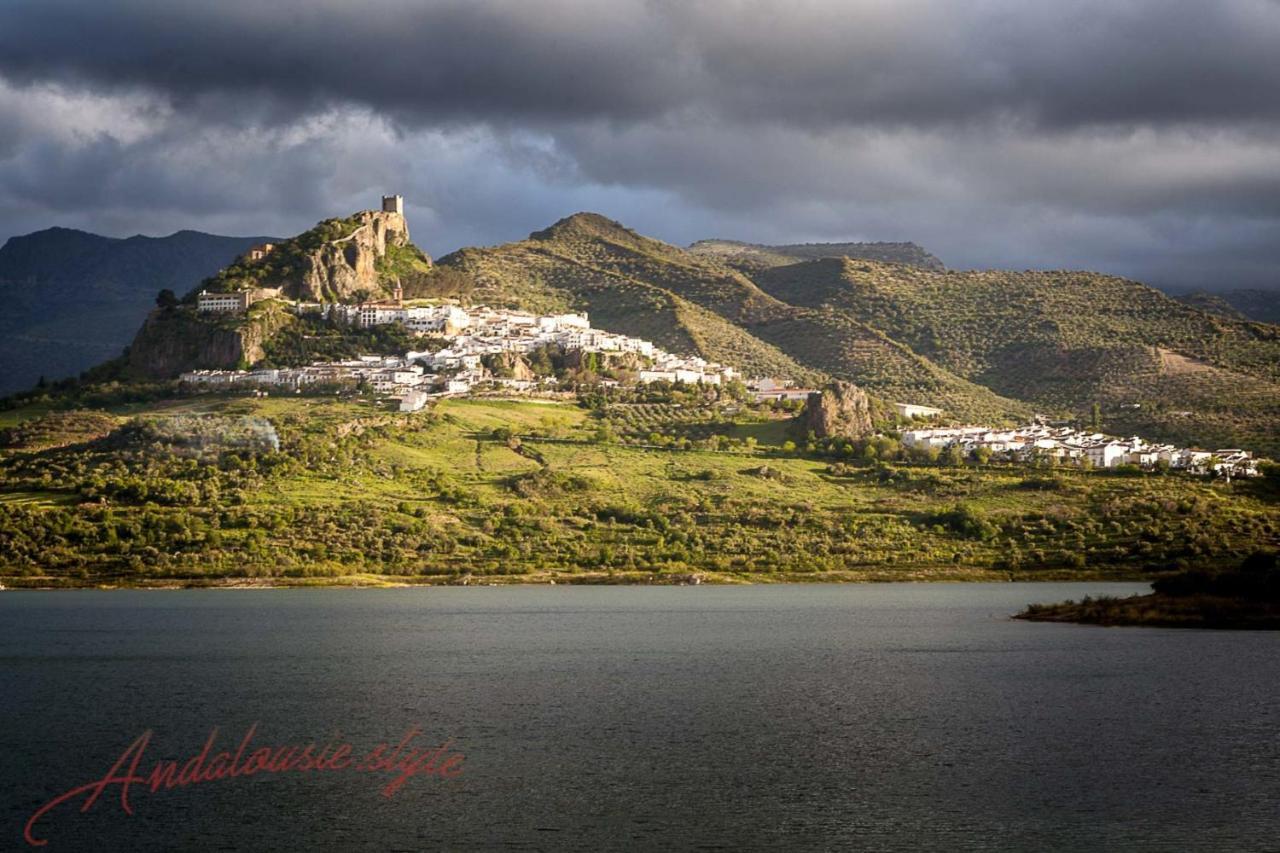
[1016,592,1280,630]
[0,570,1153,590]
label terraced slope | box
[744,310,1034,422]
[753,258,1280,452]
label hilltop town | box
[151,196,1268,481]
[180,299,737,407]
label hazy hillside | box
[1175,289,1279,325]
[688,238,944,272]
[0,227,273,394]
[753,258,1280,453]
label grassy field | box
[1,395,1276,587]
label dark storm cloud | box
[0,0,1277,290]
[0,0,1277,130]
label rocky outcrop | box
[125,304,294,379]
[803,381,874,439]
[558,350,648,375]
[298,210,410,302]
[484,351,536,380]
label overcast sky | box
[0,0,1277,290]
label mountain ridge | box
[0,227,276,395]
[688,237,945,272]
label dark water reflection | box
[3,583,1279,851]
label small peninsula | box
[1016,552,1280,629]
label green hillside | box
[436,214,1029,419]
[744,310,1034,423]
[753,258,1280,453]
[434,214,1274,449]
[2,397,1274,587]
[437,214,825,384]
[1176,289,1280,325]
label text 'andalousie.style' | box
[24,723,465,847]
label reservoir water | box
[3,583,1279,851]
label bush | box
[924,503,998,540]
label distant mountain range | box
[0,227,274,395]
[1172,289,1279,325]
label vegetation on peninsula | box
[1017,551,1280,629]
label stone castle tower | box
[381,194,404,216]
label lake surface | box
[3,583,1279,851]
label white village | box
[178,196,1263,480]
[182,287,1262,479]
[898,424,1260,478]
[182,292,739,410]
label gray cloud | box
[1,1,1277,130]
[0,0,1277,290]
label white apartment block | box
[197,291,252,312]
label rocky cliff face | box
[803,381,874,439]
[125,304,294,379]
[298,210,409,302]
[120,208,424,379]
[485,351,537,380]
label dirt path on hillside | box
[1157,347,1213,375]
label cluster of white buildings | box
[179,305,741,409]
[901,424,1262,477]
[326,302,473,334]
[639,352,738,386]
[180,354,557,411]
[332,304,736,386]
[181,356,429,393]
